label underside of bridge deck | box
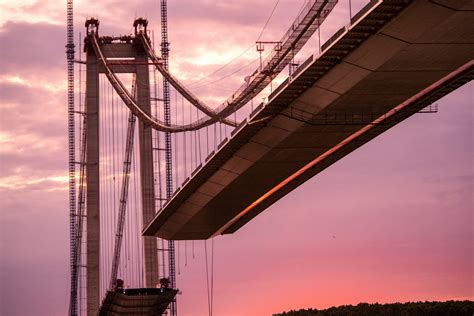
[143,0,474,240]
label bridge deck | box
[144,0,474,240]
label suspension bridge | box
[66,0,474,315]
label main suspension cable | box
[89,0,336,133]
[90,34,235,132]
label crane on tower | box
[160,1,178,315]
[66,0,78,315]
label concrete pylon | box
[84,28,159,315]
[136,47,159,289]
[85,44,100,316]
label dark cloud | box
[0,21,65,76]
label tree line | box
[276,300,474,316]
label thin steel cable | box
[214,124,217,149]
[206,125,209,156]
[132,130,142,286]
[174,88,179,187]
[76,46,88,314]
[106,76,112,293]
[189,102,194,170]
[102,75,107,293]
[196,107,202,163]
[161,238,166,278]
[182,97,187,180]
[188,57,260,89]
[204,240,211,316]
[186,45,254,87]
[177,241,180,275]
[109,76,137,289]
[211,238,215,316]
[194,128,198,168]
[106,78,111,292]
[76,34,83,311]
[219,122,223,143]
[257,0,281,41]
[184,240,188,267]
[187,0,281,88]
[109,79,115,292]
[112,79,118,290]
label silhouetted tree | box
[276,300,474,316]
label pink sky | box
[0,1,472,315]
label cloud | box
[0,0,63,27]
[0,21,65,78]
[0,80,66,134]
[0,77,67,183]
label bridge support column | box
[136,51,159,288]
[86,49,100,315]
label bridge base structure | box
[143,0,474,240]
[98,289,178,316]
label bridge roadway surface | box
[144,0,474,240]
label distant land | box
[275,300,474,316]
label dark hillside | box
[276,300,474,316]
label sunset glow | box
[0,1,472,315]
